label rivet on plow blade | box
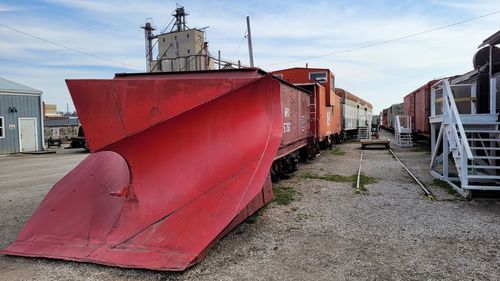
[110,187,129,197]
[2,74,283,271]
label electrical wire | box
[264,10,500,67]
[0,23,143,70]
[230,30,247,63]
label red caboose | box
[272,67,341,146]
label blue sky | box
[0,0,499,113]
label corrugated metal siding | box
[0,94,43,154]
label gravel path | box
[1,135,499,281]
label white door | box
[19,118,37,152]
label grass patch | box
[272,184,296,205]
[300,171,320,179]
[329,147,346,156]
[323,174,355,182]
[354,175,378,190]
[432,179,459,196]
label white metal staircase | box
[394,115,413,147]
[357,126,371,140]
[430,79,499,197]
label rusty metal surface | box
[403,80,437,135]
[2,74,283,271]
[382,109,389,128]
[278,83,310,149]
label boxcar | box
[382,108,389,128]
[403,80,437,137]
[387,103,404,130]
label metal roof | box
[479,30,500,48]
[335,87,373,109]
[115,67,268,78]
[44,117,80,127]
[0,77,42,95]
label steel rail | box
[389,148,433,197]
[356,150,364,191]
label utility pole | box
[246,16,254,67]
[218,50,221,70]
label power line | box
[230,30,247,63]
[0,23,143,70]
[264,10,500,67]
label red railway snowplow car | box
[2,69,310,271]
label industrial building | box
[0,77,44,154]
[144,6,213,72]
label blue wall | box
[0,94,43,154]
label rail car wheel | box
[299,148,309,163]
[83,141,90,152]
[270,167,279,182]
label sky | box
[0,0,499,114]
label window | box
[162,38,165,42]
[187,49,190,54]
[187,33,190,38]
[0,116,4,138]
[274,73,283,78]
[309,72,327,82]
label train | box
[334,87,373,138]
[3,67,374,271]
[380,102,403,131]
[272,67,373,141]
[380,31,500,139]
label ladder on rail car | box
[430,79,499,197]
[394,115,413,147]
[357,126,371,140]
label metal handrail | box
[395,116,401,134]
[442,79,474,160]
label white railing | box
[394,115,413,147]
[430,79,474,187]
[395,116,401,145]
[442,80,473,160]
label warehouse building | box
[0,77,44,154]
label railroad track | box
[356,148,433,199]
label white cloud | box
[0,0,499,113]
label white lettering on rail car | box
[284,107,290,118]
[283,122,291,133]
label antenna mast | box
[246,16,254,67]
[141,18,155,72]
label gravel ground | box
[0,133,499,281]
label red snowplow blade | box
[2,74,282,271]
